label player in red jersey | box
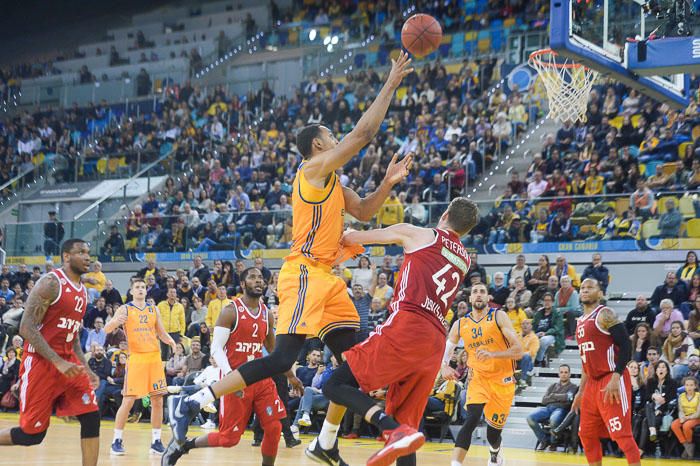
[0,239,101,466]
[162,267,302,466]
[573,278,640,466]
[322,198,479,466]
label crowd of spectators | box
[1,244,699,457]
[473,81,700,246]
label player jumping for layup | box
[573,278,640,466]
[162,267,300,465]
[169,52,414,466]
[322,198,479,466]
[0,239,101,466]
[105,278,177,456]
[446,283,523,466]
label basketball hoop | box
[528,49,599,124]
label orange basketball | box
[401,14,443,57]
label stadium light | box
[327,44,333,52]
[323,36,331,46]
[331,35,339,45]
[309,29,317,41]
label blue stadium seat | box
[378,50,389,66]
[354,53,366,68]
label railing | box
[3,189,697,259]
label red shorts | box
[18,353,98,434]
[344,310,445,429]
[579,371,633,440]
[215,377,286,443]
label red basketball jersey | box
[224,297,269,370]
[390,228,470,333]
[25,268,88,357]
[576,304,618,379]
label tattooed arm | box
[19,274,85,378]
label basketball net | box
[528,49,598,124]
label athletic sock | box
[113,429,123,442]
[489,446,500,463]
[318,420,340,450]
[186,386,216,406]
[451,461,462,466]
[151,428,161,443]
[649,426,657,436]
[183,438,196,453]
[370,410,400,433]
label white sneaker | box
[298,412,312,427]
[488,449,505,466]
[201,420,217,429]
[290,424,300,440]
[203,402,217,414]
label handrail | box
[73,149,173,220]
[0,165,39,195]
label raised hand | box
[387,51,414,89]
[384,152,414,186]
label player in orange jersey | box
[444,283,523,466]
[105,278,177,457]
[169,51,414,466]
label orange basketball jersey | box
[459,309,515,381]
[288,165,345,267]
[123,302,160,354]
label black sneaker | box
[285,437,302,448]
[251,438,262,447]
[161,439,187,466]
[536,440,550,451]
[304,437,349,466]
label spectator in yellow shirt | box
[519,319,540,387]
[157,288,186,359]
[504,297,528,335]
[584,167,604,196]
[205,286,232,330]
[83,261,107,301]
[376,190,404,226]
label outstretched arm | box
[342,223,435,252]
[304,52,413,179]
[343,153,413,222]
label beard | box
[580,296,599,305]
[472,301,487,310]
[245,287,263,299]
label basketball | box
[401,13,442,57]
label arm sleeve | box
[442,339,458,365]
[211,326,233,375]
[609,322,631,374]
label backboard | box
[549,0,693,109]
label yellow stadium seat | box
[587,212,605,224]
[118,156,128,167]
[662,162,680,176]
[642,219,660,239]
[396,86,408,100]
[639,163,646,176]
[687,218,700,238]
[679,141,693,159]
[465,31,477,42]
[680,222,687,237]
[389,49,401,60]
[631,114,641,128]
[441,34,452,45]
[108,158,120,174]
[504,17,516,28]
[615,198,629,216]
[609,116,624,130]
[657,196,679,214]
[679,197,695,219]
[367,42,380,52]
[96,158,108,175]
[288,29,298,44]
[477,38,491,53]
[579,224,597,236]
[693,124,700,142]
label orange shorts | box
[467,373,516,429]
[124,351,167,398]
[276,257,359,340]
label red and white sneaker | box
[366,425,425,466]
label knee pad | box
[323,328,357,362]
[77,411,101,439]
[10,427,47,446]
[261,420,282,458]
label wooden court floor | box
[0,413,686,465]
